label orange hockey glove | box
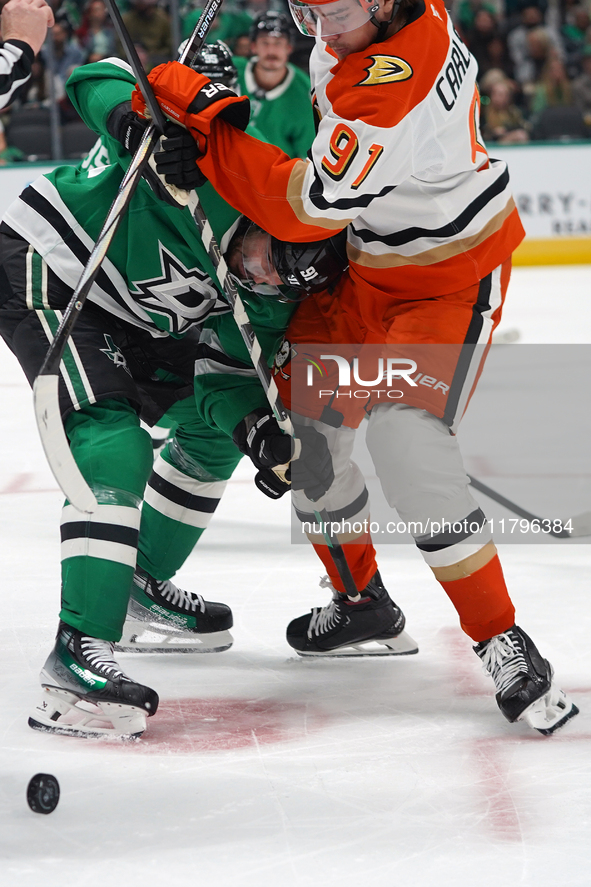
[132,62,250,152]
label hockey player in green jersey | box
[0,57,335,739]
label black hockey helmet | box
[224,218,348,299]
[271,229,349,294]
[189,40,239,92]
[249,10,293,42]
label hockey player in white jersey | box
[141,0,580,735]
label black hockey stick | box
[112,20,361,598]
[468,474,591,539]
[32,0,224,514]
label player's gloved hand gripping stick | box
[32,0,226,515]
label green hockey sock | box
[60,400,153,640]
[138,400,242,580]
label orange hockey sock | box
[312,533,378,594]
[438,554,515,642]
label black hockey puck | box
[26,773,60,814]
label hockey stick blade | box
[34,376,97,513]
[468,474,591,539]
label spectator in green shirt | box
[233,10,315,159]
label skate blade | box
[297,629,419,658]
[29,685,147,740]
[115,622,233,653]
[520,685,580,735]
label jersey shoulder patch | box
[327,0,451,128]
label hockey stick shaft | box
[104,0,167,131]
[468,474,572,539]
[178,0,225,66]
[104,0,225,124]
[33,0,224,513]
[37,0,224,375]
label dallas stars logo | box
[131,243,223,334]
[100,334,131,375]
[358,55,413,86]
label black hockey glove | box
[233,408,334,502]
[107,101,206,191]
[289,424,335,502]
[233,408,293,471]
[153,128,205,190]
[107,101,146,154]
[254,468,291,500]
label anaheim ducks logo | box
[273,338,295,381]
[358,55,413,86]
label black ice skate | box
[286,572,419,657]
[474,625,579,735]
[116,567,234,653]
[29,621,159,739]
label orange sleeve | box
[198,120,340,243]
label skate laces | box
[79,637,125,679]
[157,578,206,614]
[308,601,342,637]
[307,576,344,638]
[478,632,529,696]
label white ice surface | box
[1,266,591,887]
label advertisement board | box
[1,144,590,264]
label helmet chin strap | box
[369,0,403,42]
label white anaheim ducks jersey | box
[200,0,524,300]
[301,0,523,296]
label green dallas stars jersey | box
[2,58,235,338]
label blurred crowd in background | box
[0,0,590,163]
